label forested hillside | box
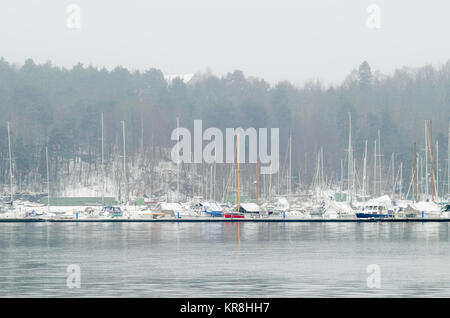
[1,58,449,199]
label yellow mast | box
[237,133,240,212]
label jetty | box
[2,217,450,223]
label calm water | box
[1,222,450,297]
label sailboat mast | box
[347,112,353,201]
[7,121,13,204]
[213,153,216,201]
[420,155,424,200]
[436,140,439,200]
[378,130,382,195]
[399,162,403,199]
[176,117,180,199]
[448,121,450,199]
[314,151,320,191]
[255,161,258,204]
[391,153,395,197]
[237,133,241,211]
[289,134,292,194]
[210,165,213,200]
[373,140,377,197]
[46,146,50,214]
[414,143,418,202]
[425,120,429,198]
[121,120,128,203]
[321,146,324,192]
[363,140,367,197]
[101,113,105,206]
[429,120,435,201]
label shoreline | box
[1,217,450,223]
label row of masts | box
[342,115,450,203]
[6,121,50,211]
[411,120,447,201]
[343,113,384,201]
[3,116,450,205]
[5,113,117,209]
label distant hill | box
[1,58,449,198]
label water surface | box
[0,222,449,297]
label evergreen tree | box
[358,61,372,90]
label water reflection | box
[0,222,449,297]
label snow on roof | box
[394,200,411,208]
[240,203,260,212]
[159,202,183,211]
[200,202,223,212]
[326,201,354,213]
[276,197,289,208]
[412,201,441,213]
[364,195,392,207]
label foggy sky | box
[1,0,449,86]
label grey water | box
[1,222,450,297]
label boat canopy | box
[411,201,441,213]
[363,195,392,208]
[159,202,183,212]
[275,197,290,209]
[200,202,223,212]
[325,201,354,214]
[239,203,260,213]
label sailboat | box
[225,133,245,218]
[192,201,224,217]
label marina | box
[2,114,449,226]
[1,2,450,300]
[2,216,450,223]
[2,100,450,226]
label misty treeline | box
[0,57,449,200]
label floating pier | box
[1,217,450,223]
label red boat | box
[224,212,245,219]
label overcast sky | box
[0,0,449,85]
